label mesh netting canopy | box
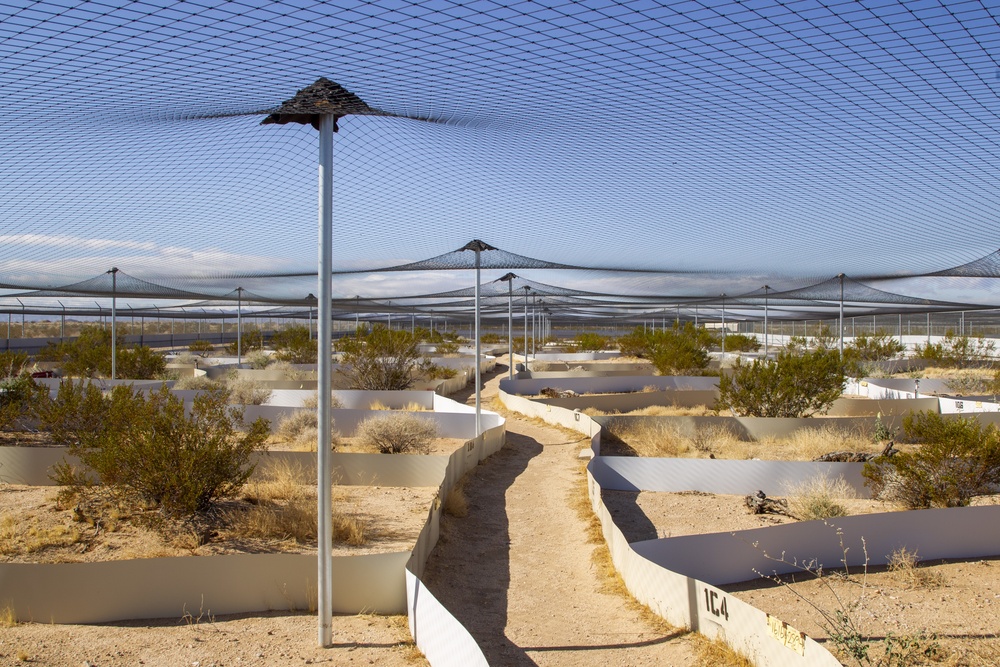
[1,1,999,320]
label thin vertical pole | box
[110,268,118,380]
[237,287,243,365]
[474,248,482,436]
[316,114,334,649]
[523,287,530,372]
[721,295,726,357]
[838,274,845,357]
[763,285,769,357]
[927,312,931,345]
[508,280,513,381]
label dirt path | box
[421,360,697,666]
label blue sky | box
[0,0,998,309]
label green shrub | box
[0,374,46,430]
[188,339,214,354]
[615,324,711,375]
[718,347,845,417]
[337,324,420,390]
[225,325,263,356]
[572,332,610,352]
[41,382,269,516]
[38,325,165,379]
[863,411,1000,508]
[356,412,437,454]
[271,325,316,363]
[722,333,760,353]
[480,333,504,344]
[914,331,996,369]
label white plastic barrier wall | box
[498,375,718,397]
[591,456,870,497]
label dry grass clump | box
[356,412,438,454]
[627,404,719,417]
[0,604,18,628]
[786,474,856,520]
[368,400,429,411]
[301,392,345,409]
[224,375,271,405]
[605,419,742,458]
[0,515,82,556]
[227,460,366,545]
[743,426,876,461]
[443,477,469,518]
[888,547,945,589]
[275,409,340,451]
[172,375,220,391]
[692,634,756,667]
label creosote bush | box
[718,346,845,418]
[616,323,713,375]
[41,382,269,516]
[356,412,437,454]
[38,325,166,379]
[337,324,421,390]
[271,324,317,363]
[863,411,1000,508]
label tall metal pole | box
[763,285,769,357]
[315,114,335,648]
[237,287,243,365]
[109,268,118,380]
[720,295,726,357]
[474,246,482,436]
[838,274,845,357]
[523,286,530,372]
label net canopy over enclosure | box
[1,0,999,322]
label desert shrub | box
[0,350,33,377]
[172,375,220,391]
[722,333,760,353]
[434,340,460,355]
[479,333,504,344]
[225,325,263,356]
[244,350,272,369]
[223,374,271,405]
[846,330,904,363]
[0,373,46,430]
[787,474,855,520]
[40,382,269,516]
[38,325,165,379]
[419,359,459,379]
[356,412,437,454]
[337,324,420,391]
[863,411,1000,508]
[276,408,338,450]
[615,324,712,375]
[717,347,845,417]
[271,325,316,363]
[572,332,610,352]
[914,331,996,369]
[188,339,214,354]
[887,547,944,589]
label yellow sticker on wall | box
[767,614,805,656]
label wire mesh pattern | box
[1,1,999,320]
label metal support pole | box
[474,247,482,436]
[523,287,530,372]
[720,295,726,357]
[109,268,118,380]
[237,287,243,364]
[507,277,514,380]
[763,285,769,357]
[315,114,335,648]
[838,274,845,357]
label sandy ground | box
[609,490,1000,665]
[13,358,1000,665]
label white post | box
[316,114,334,649]
[109,268,118,380]
[474,247,482,436]
[237,287,243,365]
[763,285,769,357]
[838,274,845,357]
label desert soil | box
[9,359,999,666]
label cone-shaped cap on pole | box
[262,78,384,130]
